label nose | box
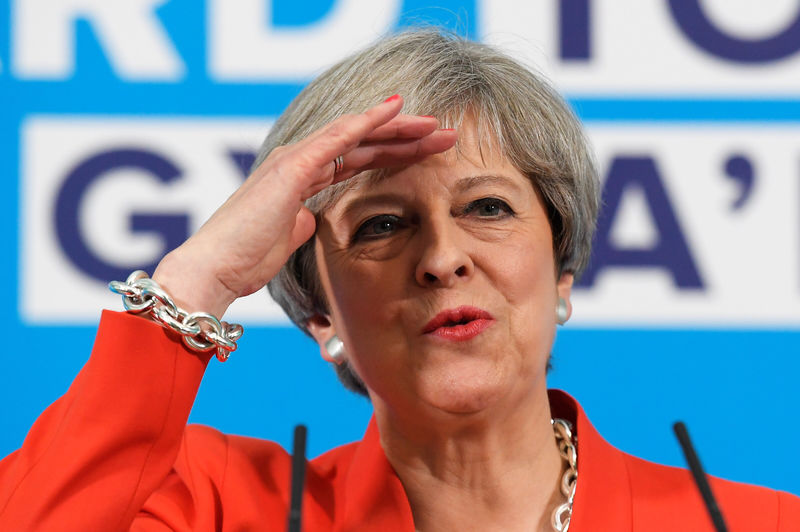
[414,219,474,288]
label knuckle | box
[326,123,348,141]
[270,145,288,157]
[327,114,359,140]
[257,146,286,172]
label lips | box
[422,306,495,341]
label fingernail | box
[440,128,456,131]
[384,94,400,103]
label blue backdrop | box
[2,0,799,497]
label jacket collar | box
[549,389,633,531]
[341,389,633,531]
[340,418,415,531]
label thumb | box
[289,207,317,251]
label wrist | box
[152,252,237,318]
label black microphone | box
[673,421,728,532]
[288,424,307,532]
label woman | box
[0,30,798,531]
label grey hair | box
[261,29,599,396]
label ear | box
[306,314,340,363]
[557,272,574,322]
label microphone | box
[673,421,728,532]
[288,424,307,532]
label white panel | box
[479,0,800,95]
[21,119,800,327]
[573,124,800,326]
[21,117,287,324]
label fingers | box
[261,95,457,201]
[331,129,458,182]
[296,95,408,170]
[362,115,439,142]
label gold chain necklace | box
[551,419,578,531]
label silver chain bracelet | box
[109,271,243,362]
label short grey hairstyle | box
[260,29,600,396]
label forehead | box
[347,126,522,196]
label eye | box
[353,214,403,241]
[464,197,514,218]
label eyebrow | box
[337,173,526,221]
[336,193,406,224]
[452,174,525,194]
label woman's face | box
[311,126,573,417]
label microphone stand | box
[287,425,307,532]
[673,421,729,532]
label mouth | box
[422,306,495,341]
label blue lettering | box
[667,0,800,63]
[227,149,257,179]
[560,0,591,60]
[724,154,755,210]
[55,148,190,282]
[577,156,704,289]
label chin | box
[418,368,509,416]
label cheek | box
[314,236,403,356]
[494,237,557,308]
[325,260,414,393]
[327,257,408,334]
[497,239,559,372]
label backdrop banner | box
[3,0,799,495]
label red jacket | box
[1,310,798,531]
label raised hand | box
[152,95,458,317]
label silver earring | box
[556,297,569,325]
[325,335,346,365]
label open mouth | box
[444,317,472,327]
[422,306,495,340]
